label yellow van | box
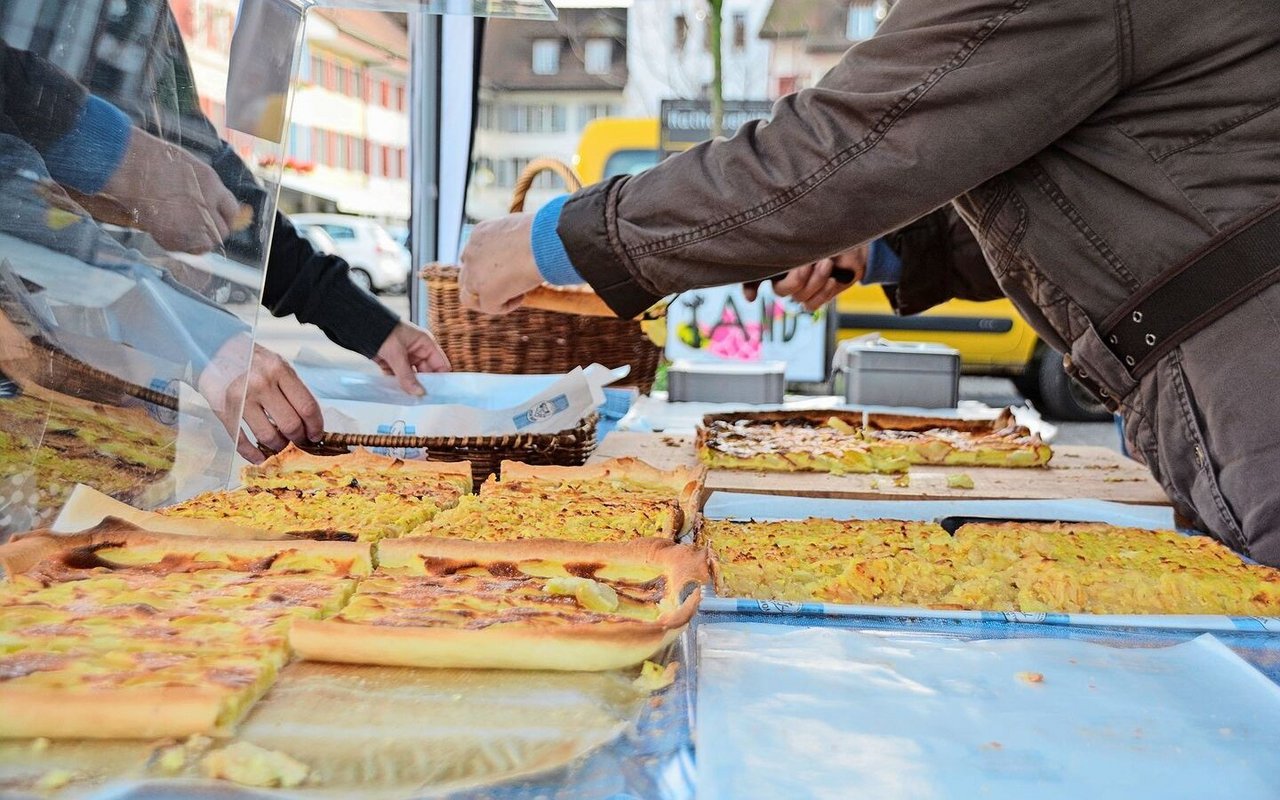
[574,119,1108,421]
[574,118,662,184]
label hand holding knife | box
[742,244,869,311]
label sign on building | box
[659,98,774,157]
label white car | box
[291,213,409,294]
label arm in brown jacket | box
[558,0,1122,318]
[882,205,1002,316]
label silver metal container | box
[836,338,960,408]
[666,359,787,404]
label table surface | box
[592,432,1171,506]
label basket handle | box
[510,158,583,213]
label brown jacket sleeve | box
[558,0,1122,319]
[882,204,1002,316]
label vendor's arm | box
[880,205,1002,315]
[187,133,447,392]
[462,0,1122,318]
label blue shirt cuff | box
[530,194,583,286]
[43,95,132,194]
[863,237,903,285]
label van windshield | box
[603,150,661,179]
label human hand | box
[197,336,323,463]
[457,213,543,314]
[372,321,452,396]
[746,244,867,311]
[103,129,243,254]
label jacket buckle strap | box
[1100,200,1280,381]
[1063,353,1119,413]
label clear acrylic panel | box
[0,0,297,533]
[314,0,555,18]
[0,0,551,536]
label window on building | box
[532,39,560,75]
[577,103,618,130]
[584,38,612,74]
[847,1,888,40]
[204,7,232,51]
[732,12,747,49]
[347,136,362,171]
[287,123,313,160]
[494,103,566,134]
[674,14,688,51]
[310,54,325,85]
[395,82,406,111]
[532,104,566,133]
[335,65,348,95]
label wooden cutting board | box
[591,432,1171,506]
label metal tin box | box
[837,338,960,408]
[667,360,787,404]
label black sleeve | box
[880,204,1004,316]
[263,213,399,358]
[203,142,397,358]
[0,42,88,152]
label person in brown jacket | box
[459,0,1280,565]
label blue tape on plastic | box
[698,597,1280,634]
[512,393,570,430]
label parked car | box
[298,223,340,259]
[291,213,408,294]
[384,226,413,273]
[386,226,409,249]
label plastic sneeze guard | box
[696,623,1280,800]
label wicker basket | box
[296,413,599,491]
[425,158,663,394]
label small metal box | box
[666,360,787,404]
[836,338,960,408]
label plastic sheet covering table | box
[694,618,1280,800]
[0,635,695,800]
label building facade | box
[176,1,412,223]
[761,0,888,98]
[468,6,628,221]
[624,0,771,118]
[281,8,411,222]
